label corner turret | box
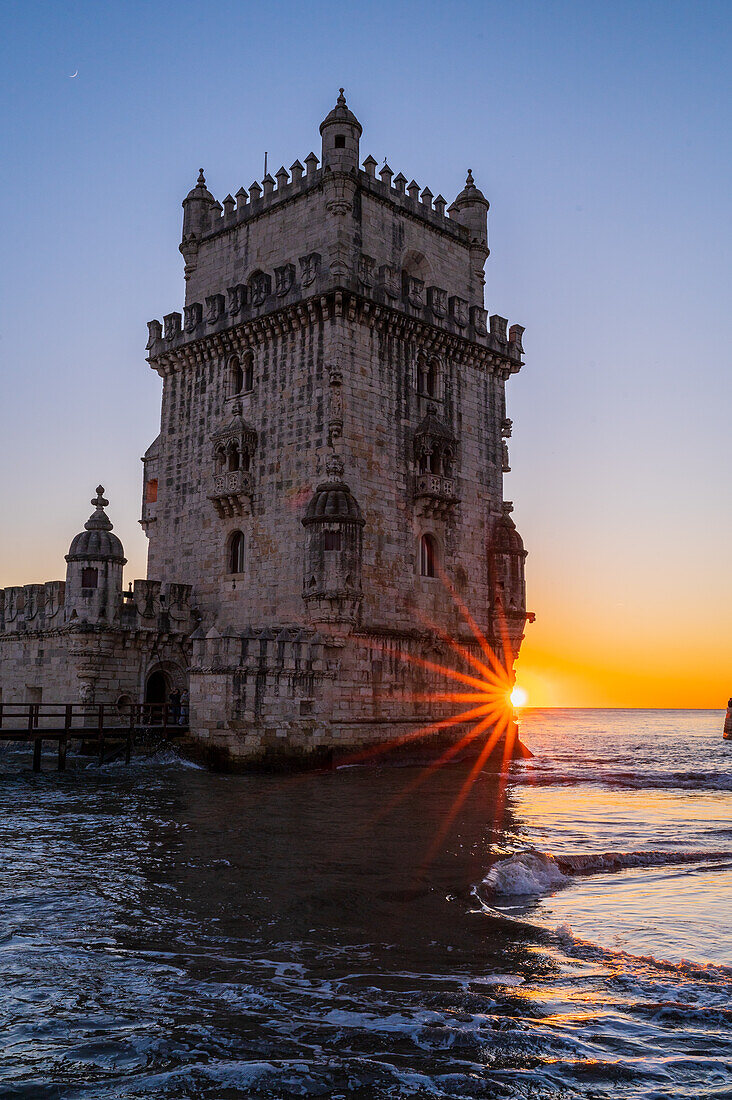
[181,169,217,279]
[450,169,489,245]
[320,89,362,174]
[64,487,126,624]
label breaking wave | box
[510,767,732,791]
[482,848,732,897]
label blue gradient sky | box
[1,0,730,704]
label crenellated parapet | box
[0,581,67,635]
[119,579,196,634]
[146,289,524,384]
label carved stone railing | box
[209,470,254,517]
[413,473,459,517]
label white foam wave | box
[554,921,732,985]
[483,848,732,897]
[483,850,570,896]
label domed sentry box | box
[64,486,127,624]
[488,502,531,661]
[302,463,365,628]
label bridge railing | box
[0,702,187,733]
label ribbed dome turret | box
[453,168,489,209]
[493,504,525,555]
[184,168,215,204]
[319,88,363,136]
[66,486,126,564]
[303,481,365,525]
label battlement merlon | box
[175,91,493,312]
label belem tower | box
[0,92,531,768]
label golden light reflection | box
[345,561,525,861]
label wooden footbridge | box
[0,703,187,771]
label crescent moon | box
[70,71,78,78]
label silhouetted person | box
[169,689,181,725]
[725,699,732,739]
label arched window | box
[416,354,440,398]
[228,443,240,472]
[228,531,245,574]
[242,354,254,392]
[429,450,440,474]
[426,358,438,397]
[229,355,244,395]
[419,533,437,578]
[215,447,226,472]
[417,353,429,395]
[323,529,341,552]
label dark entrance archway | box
[144,669,168,706]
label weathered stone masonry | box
[0,92,531,764]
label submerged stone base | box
[178,718,531,773]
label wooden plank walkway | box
[0,703,187,771]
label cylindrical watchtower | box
[64,486,126,624]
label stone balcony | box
[209,470,254,517]
[413,473,459,518]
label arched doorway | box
[145,669,168,706]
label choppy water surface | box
[0,710,730,1098]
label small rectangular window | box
[334,134,346,149]
[323,530,341,552]
[145,478,158,503]
[81,567,98,589]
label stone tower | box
[65,487,126,624]
[142,91,530,766]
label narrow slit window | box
[419,534,437,578]
[229,531,245,574]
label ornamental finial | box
[92,485,108,509]
[466,168,474,187]
[337,87,346,106]
[197,168,206,186]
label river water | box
[0,709,730,1098]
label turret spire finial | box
[466,168,474,187]
[83,485,113,532]
[337,87,346,105]
[197,168,206,186]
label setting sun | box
[510,686,528,708]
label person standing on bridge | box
[169,688,181,725]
